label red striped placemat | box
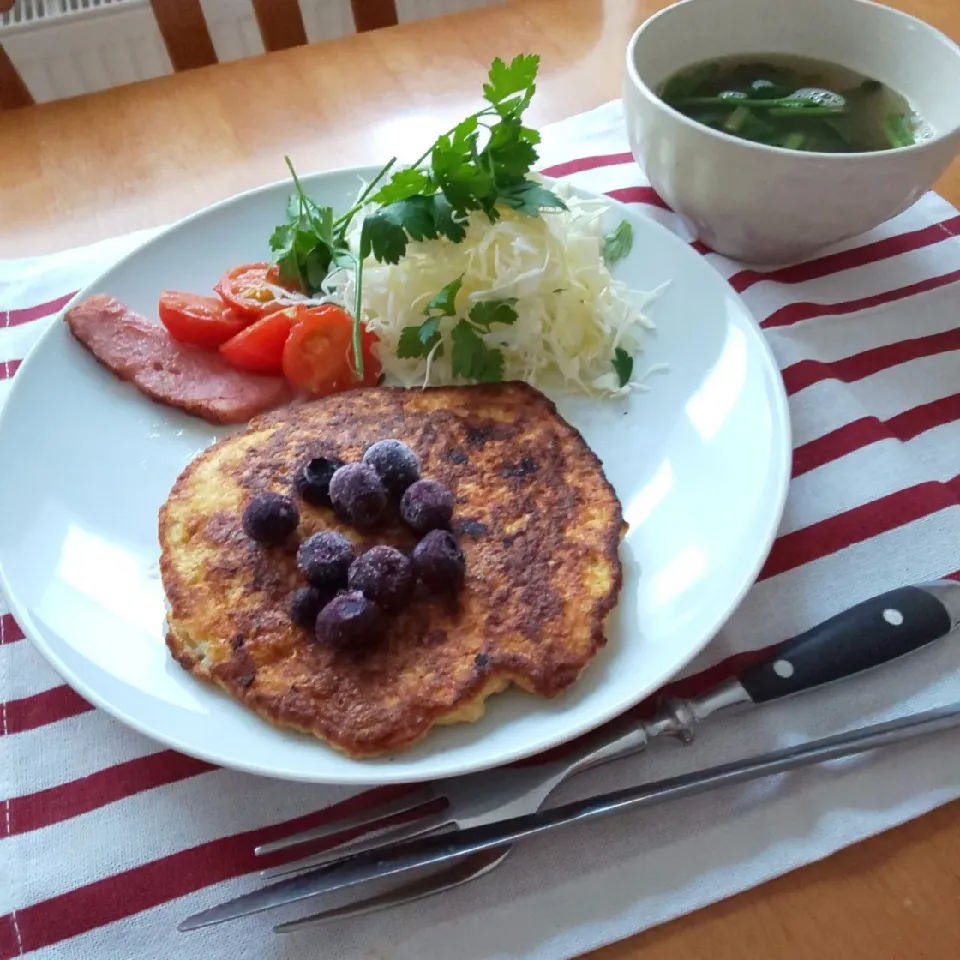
[3,101,960,960]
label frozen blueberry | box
[297,531,354,590]
[412,530,465,591]
[290,585,332,629]
[362,440,420,498]
[348,545,414,612]
[242,492,299,545]
[400,479,454,534]
[295,456,345,507]
[329,463,388,527]
[315,591,384,651]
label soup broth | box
[658,53,931,153]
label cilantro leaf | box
[521,124,541,145]
[482,120,540,179]
[269,222,292,251]
[354,53,549,254]
[363,196,450,263]
[468,298,518,329]
[452,321,504,382]
[497,179,567,216]
[304,249,332,290]
[483,54,540,114]
[420,315,442,343]
[397,317,444,359]
[603,220,634,267]
[360,211,408,264]
[432,134,495,214]
[372,167,434,206]
[613,347,634,387]
[390,197,441,242]
[451,115,479,149]
[432,195,467,243]
[425,276,463,316]
[273,223,334,290]
[274,58,557,380]
[270,158,340,292]
[396,327,423,359]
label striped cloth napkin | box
[3,100,960,960]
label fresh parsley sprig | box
[603,220,634,267]
[396,276,463,360]
[269,157,397,379]
[451,297,519,383]
[268,54,563,384]
[360,54,567,266]
[270,158,339,293]
[397,276,518,384]
[271,156,398,291]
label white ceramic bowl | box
[622,0,960,263]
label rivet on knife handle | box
[738,581,960,704]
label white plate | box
[0,166,791,784]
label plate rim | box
[0,164,793,784]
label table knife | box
[179,579,960,931]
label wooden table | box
[2,1,960,956]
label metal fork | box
[258,688,719,930]
[259,685,719,874]
[256,580,960,931]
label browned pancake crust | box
[160,382,625,757]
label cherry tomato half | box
[266,262,304,294]
[219,308,297,375]
[215,263,289,319]
[158,291,250,349]
[282,305,382,397]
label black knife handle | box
[738,584,960,704]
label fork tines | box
[256,785,453,881]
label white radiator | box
[0,0,506,105]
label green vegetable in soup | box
[883,112,916,149]
[659,53,928,154]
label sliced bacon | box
[64,294,294,424]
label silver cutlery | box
[181,580,960,931]
[186,702,960,933]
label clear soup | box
[658,53,932,153]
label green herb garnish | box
[396,275,463,360]
[452,298,518,384]
[397,316,443,360]
[425,275,464,317]
[398,284,518,383]
[270,159,338,292]
[603,220,634,267]
[467,298,519,329]
[269,156,395,377]
[269,54,563,382]
[360,54,565,264]
[451,323,503,383]
[613,347,634,388]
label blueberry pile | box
[240,439,465,652]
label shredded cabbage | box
[324,181,662,397]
